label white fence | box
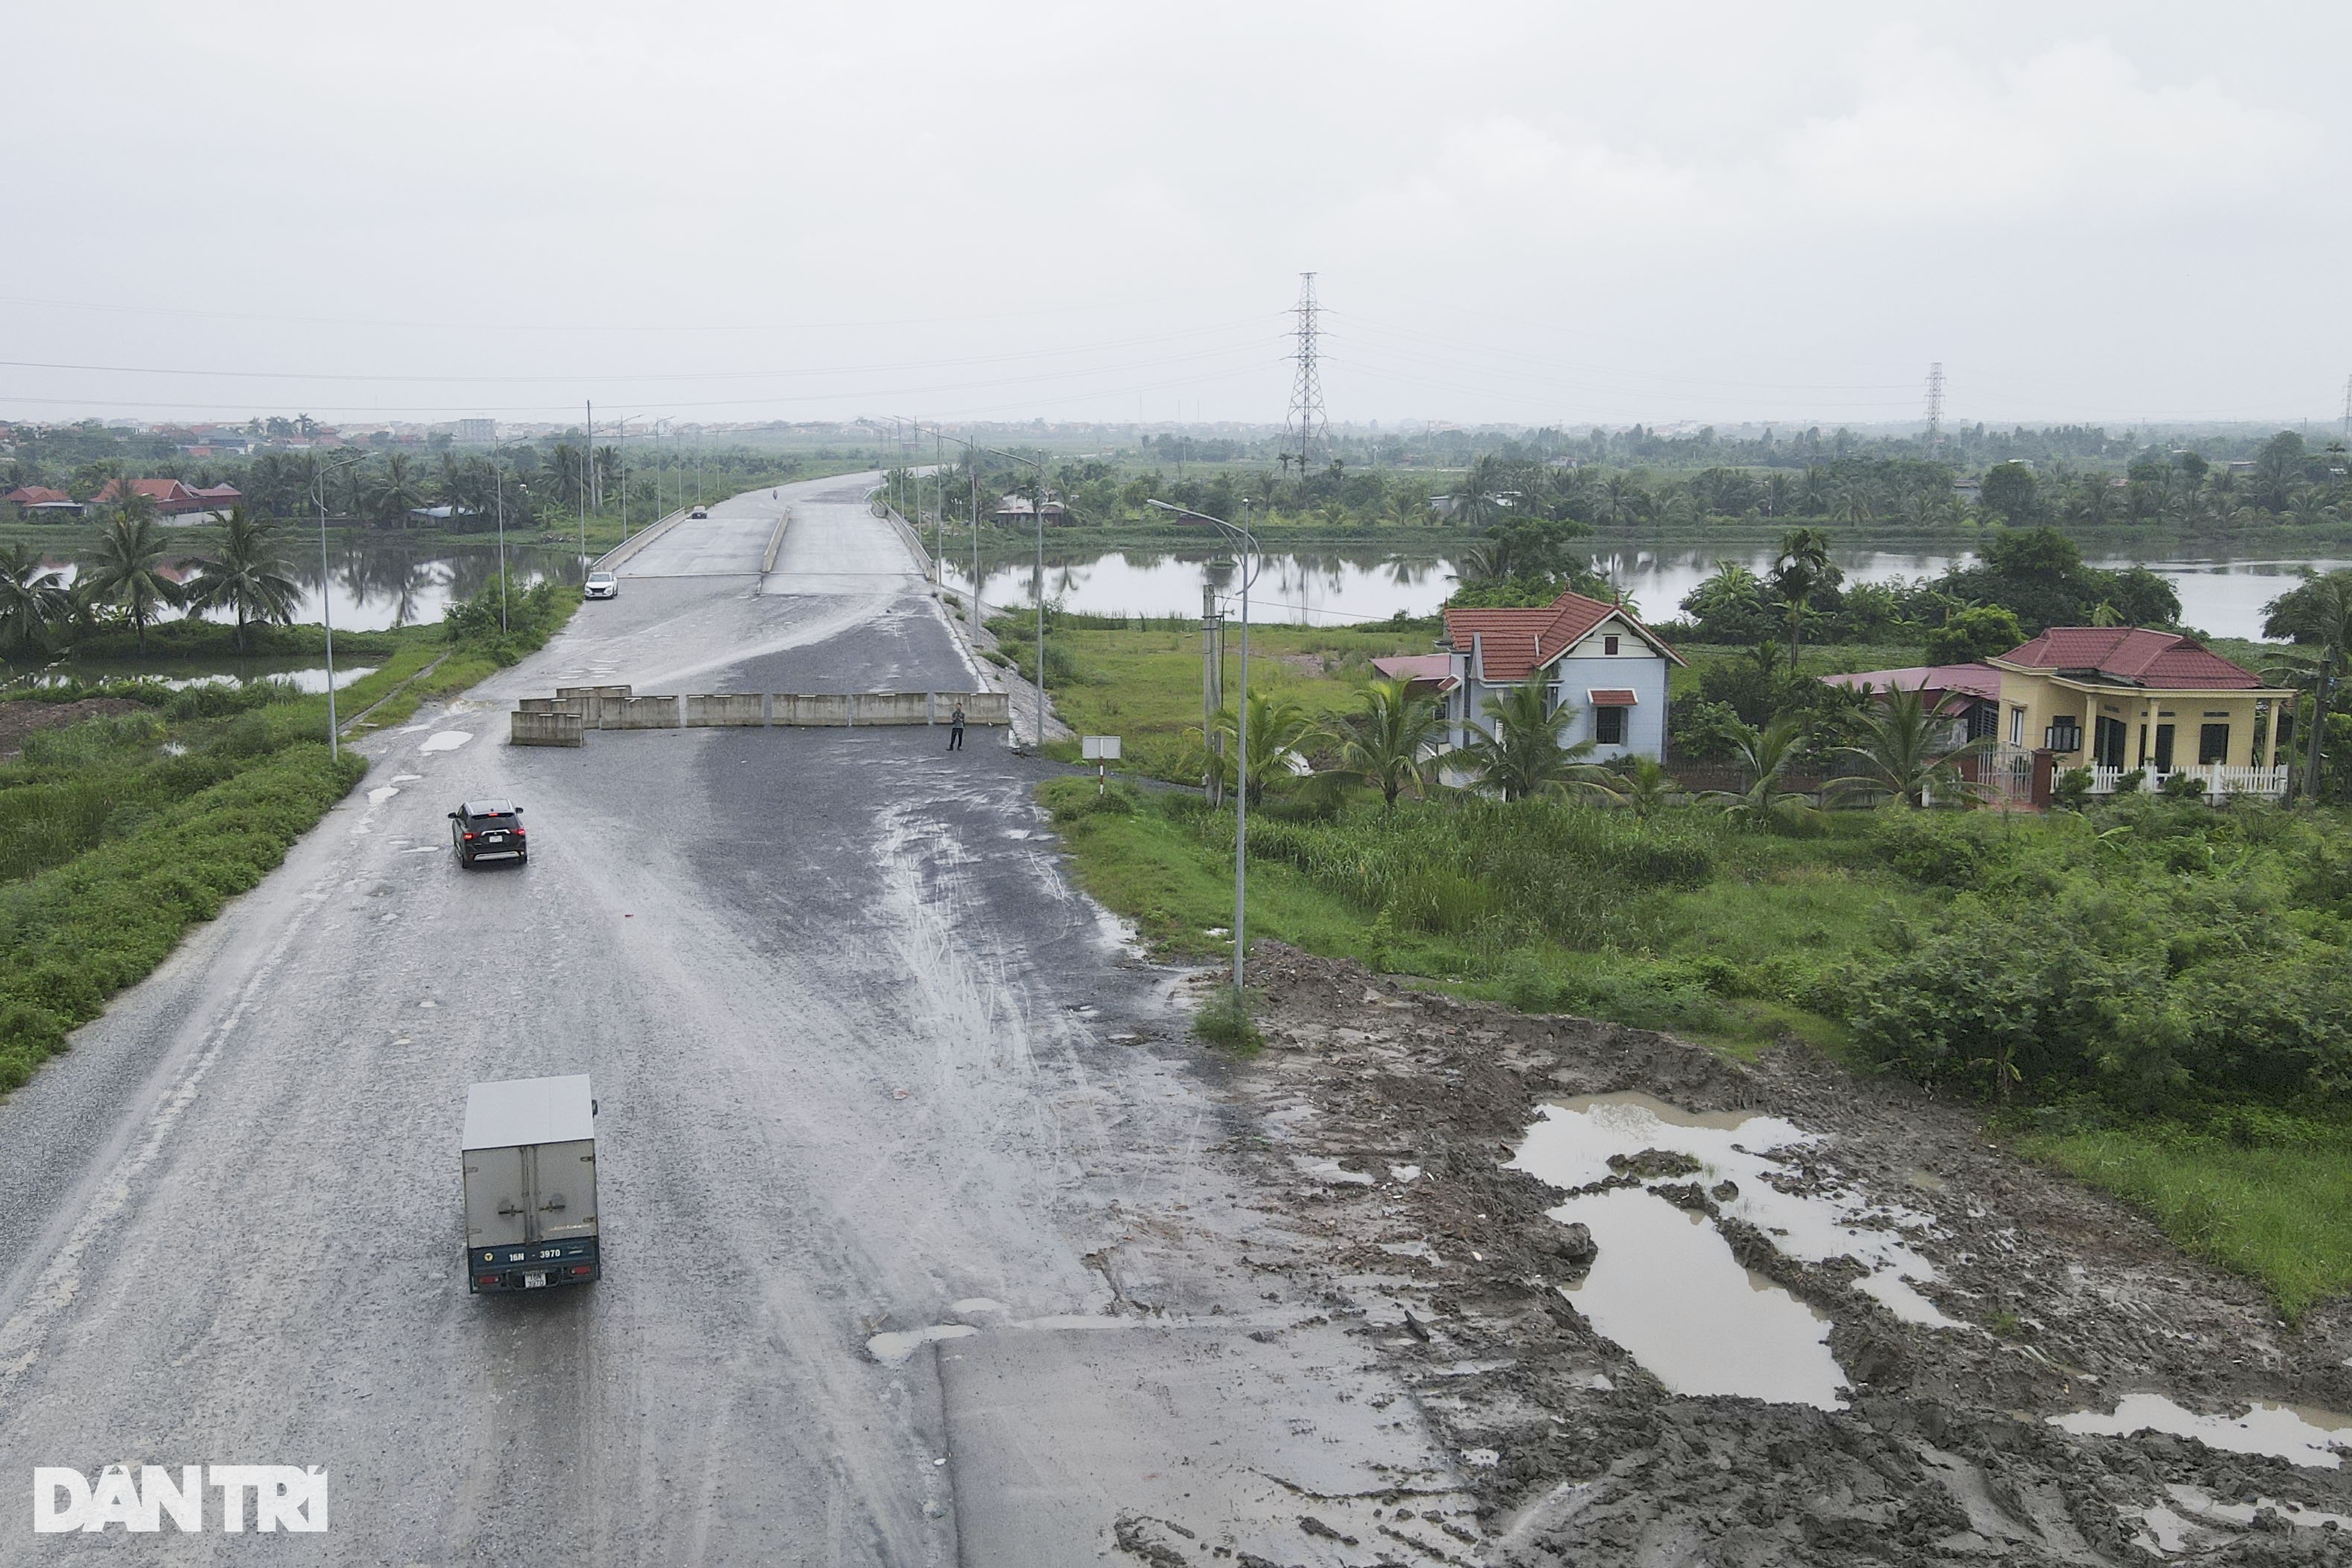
[2087,762,2288,800]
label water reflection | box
[937,544,2348,640]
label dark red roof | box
[1586,688,1638,706]
[1997,628,2260,690]
[2,485,72,506]
[1441,589,1683,682]
[191,483,243,500]
[1370,654,1459,692]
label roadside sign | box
[1082,736,1121,761]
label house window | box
[1603,634,1620,656]
[2009,706,2024,746]
[2046,716,2081,753]
[1594,706,1627,745]
[2198,723,2230,765]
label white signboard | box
[1081,735,1122,761]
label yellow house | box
[1986,627,2295,797]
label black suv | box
[448,800,527,867]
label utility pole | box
[1033,462,1046,751]
[1202,583,1224,806]
[493,444,509,634]
[969,438,981,633]
[1283,272,1328,479]
[580,399,591,573]
[1925,363,1945,457]
[934,430,944,597]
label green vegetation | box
[0,569,580,1098]
[1033,615,2352,1312]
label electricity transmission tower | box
[2340,373,2351,448]
[1284,273,1328,475]
[1925,363,1945,456]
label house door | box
[2093,715,2128,770]
[2153,724,2176,771]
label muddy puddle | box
[1508,1091,1964,1405]
[2052,1392,2352,1468]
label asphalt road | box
[0,474,1463,1564]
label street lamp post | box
[1147,497,1258,995]
[491,443,511,634]
[314,454,366,761]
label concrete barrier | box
[761,512,790,574]
[774,693,852,726]
[606,695,682,729]
[686,693,766,727]
[940,691,1010,724]
[510,710,585,747]
[853,691,931,726]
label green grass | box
[2020,1115,2352,1322]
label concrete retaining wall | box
[774,693,852,726]
[946,692,1010,725]
[605,695,682,730]
[686,693,767,727]
[510,710,585,747]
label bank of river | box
[945,541,2349,643]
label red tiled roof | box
[191,483,243,500]
[1587,688,1638,707]
[2,485,72,506]
[1996,627,2260,690]
[1440,589,1684,682]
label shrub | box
[1192,985,1263,1052]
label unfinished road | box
[0,474,1465,1564]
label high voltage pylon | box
[1925,363,1945,456]
[2340,372,2351,448]
[1284,273,1328,474]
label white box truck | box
[462,1074,600,1293]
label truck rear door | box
[464,1144,529,1249]
[532,1139,598,1242]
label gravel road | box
[0,474,1464,1564]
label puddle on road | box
[419,730,473,754]
[2133,1481,2352,1553]
[1513,1093,1960,1331]
[2051,1393,2352,1469]
[1549,1187,1849,1409]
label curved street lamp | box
[1147,497,1259,996]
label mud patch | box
[1216,943,2352,1565]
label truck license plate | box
[523,1272,547,1289]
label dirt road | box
[0,477,1465,1564]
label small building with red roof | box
[1,485,82,515]
[1437,588,1685,762]
[88,477,208,516]
[1987,626,2294,783]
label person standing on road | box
[948,704,966,750]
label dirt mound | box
[1220,941,2352,1564]
[0,697,146,762]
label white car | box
[584,571,618,600]
[689,506,708,520]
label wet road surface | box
[0,474,1464,1564]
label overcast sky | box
[4,2,2345,432]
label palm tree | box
[106,473,159,529]
[1587,755,1677,819]
[1706,714,1811,829]
[1824,684,1992,809]
[2263,568,2352,802]
[1458,675,1596,800]
[1326,677,1442,809]
[83,514,183,652]
[183,506,302,652]
[372,452,421,529]
[1771,526,1834,669]
[2288,485,2339,529]
[1451,453,1507,530]
[1197,691,1317,806]
[0,544,70,657]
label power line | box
[1283,273,1328,473]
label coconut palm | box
[1450,453,1508,530]
[1824,683,1992,809]
[1458,675,1596,801]
[371,452,421,529]
[2263,567,2352,802]
[183,506,302,652]
[0,544,70,657]
[2287,485,2340,529]
[1194,690,1317,806]
[1587,755,1678,820]
[1771,526,1835,668]
[82,513,183,652]
[1326,676,1442,809]
[106,473,158,528]
[1706,714,1812,829]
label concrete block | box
[854,691,931,726]
[606,695,682,729]
[510,710,584,747]
[685,693,767,727]
[775,693,852,727]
